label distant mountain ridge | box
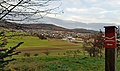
[25,17,117,31]
[1,16,118,31]
[0,20,97,33]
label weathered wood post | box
[104,26,117,71]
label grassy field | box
[4,34,83,56]
[7,55,120,71]
[6,36,82,48]
[8,56,105,71]
[2,31,108,71]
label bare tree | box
[82,30,104,57]
[0,0,62,22]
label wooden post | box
[104,26,117,71]
[105,48,117,71]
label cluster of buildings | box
[25,29,92,42]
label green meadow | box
[6,36,82,48]
[8,56,105,71]
[2,31,118,71]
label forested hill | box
[20,24,70,31]
[0,20,97,33]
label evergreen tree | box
[0,31,24,70]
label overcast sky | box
[46,0,120,25]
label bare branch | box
[0,0,62,22]
[0,0,24,20]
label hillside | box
[20,24,70,31]
[0,20,18,29]
[0,20,97,33]
[72,28,98,33]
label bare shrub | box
[23,53,31,57]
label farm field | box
[4,34,103,71]
[5,34,83,56]
[0,31,109,71]
[6,35,82,48]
